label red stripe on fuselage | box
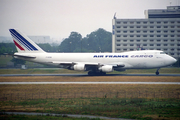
[13,40,25,51]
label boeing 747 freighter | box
[9,29,177,75]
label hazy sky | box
[0,0,179,40]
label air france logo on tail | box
[9,29,38,51]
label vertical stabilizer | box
[9,29,45,53]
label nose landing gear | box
[156,68,160,75]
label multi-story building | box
[112,6,180,59]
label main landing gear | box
[156,68,160,75]
[88,71,106,76]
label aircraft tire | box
[88,71,106,76]
[156,71,159,75]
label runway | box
[0,82,180,85]
[1,73,180,77]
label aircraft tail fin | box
[9,29,45,53]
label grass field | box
[0,72,180,119]
[0,114,100,120]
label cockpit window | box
[160,52,166,54]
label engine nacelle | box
[98,65,113,72]
[73,64,86,71]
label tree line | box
[0,28,112,55]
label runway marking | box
[0,82,180,85]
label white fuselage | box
[15,50,177,70]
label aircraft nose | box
[169,57,177,64]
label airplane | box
[9,29,177,75]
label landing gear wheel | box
[156,71,159,75]
[88,71,106,76]
[156,68,160,75]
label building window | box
[150,35,154,37]
[117,49,121,50]
[117,31,120,33]
[164,31,168,33]
[150,22,154,24]
[171,35,174,37]
[137,35,140,37]
[117,44,120,46]
[171,31,174,33]
[157,44,161,46]
[123,44,127,46]
[130,22,134,24]
[164,44,167,46]
[171,49,174,51]
[150,26,154,28]
[130,49,134,51]
[137,26,141,28]
[130,31,134,33]
[150,31,154,33]
[164,26,168,28]
[157,35,161,37]
[143,40,147,42]
[123,35,127,37]
[143,31,147,33]
[123,49,127,51]
[117,35,121,37]
[171,53,174,55]
[123,40,127,42]
[164,35,168,37]
[143,44,147,46]
[157,40,161,42]
[171,44,174,46]
[157,21,161,24]
[157,26,161,28]
[130,44,134,46]
[170,21,175,24]
[143,35,147,37]
[150,40,154,42]
[130,40,134,42]
[117,40,121,42]
[157,31,161,33]
[117,22,121,24]
[117,26,121,28]
[150,44,154,46]
[164,40,168,42]
[130,35,134,37]
[143,22,147,24]
[164,49,167,51]
[137,31,140,33]
[157,48,161,50]
[137,40,140,42]
[123,31,127,33]
[137,22,140,24]
[123,22,127,24]
[171,26,174,28]
[123,26,127,28]
[171,40,174,42]
[164,21,168,24]
[143,26,147,28]
[130,26,134,28]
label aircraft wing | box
[52,61,125,70]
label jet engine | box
[73,64,86,71]
[98,65,113,72]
